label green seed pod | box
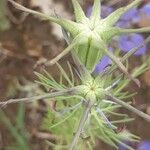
[73,31,104,71]
[9,0,150,85]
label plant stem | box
[69,100,94,150]
[102,36,150,76]
[120,27,150,34]
[122,36,150,60]
[8,0,58,23]
[0,87,79,107]
[106,94,150,122]
[104,48,140,86]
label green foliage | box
[39,61,148,150]
[3,1,150,150]
[0,103,29,150]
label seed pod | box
[8,0,150,85]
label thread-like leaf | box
[49,108,78,129]
[35,72,64,90]
[92,110,118,148]
[67,61,75,86]
[56,63,73,87]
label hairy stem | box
[69,100,94,150]
[119,27,150,34]
[122,36,150,60]
[8,0,58,22]
[106,94,150,122]
[102,36,150,76]
[8,0,79,35]
[104,48,140,86]
[0,87,79,107]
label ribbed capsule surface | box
[73,30,104,71]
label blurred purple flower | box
[138,140,150,150]
[86,5,113,18]
[86,6,92,18]
[118,141,131,150]
[140,3,150,20]
[94,48,113,73]
[94,55,110,73]
[101,6,114,18]
[118,33,146,56]
[117,3,150,28]
[94,33,147,73]
[117,8,140,28]
[119,140,150,150]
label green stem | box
[102,36,150,77]
[119,27,150,34]
[106,94,150,122]
[69,100,94,150]
[122,36,150,60]
[0,87,79,106]
[8,0,79,35]
[104,48,140,86]
[8,0,58,22]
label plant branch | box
[119,27,150,34]
[0,87,79,107]
[8,0,58,22]
[122,35,150,60]
[106,94,150,122]
[102,36,150,76]
[69,100,94,150]
[8,0,79,35]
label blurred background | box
[0,0,150,149]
